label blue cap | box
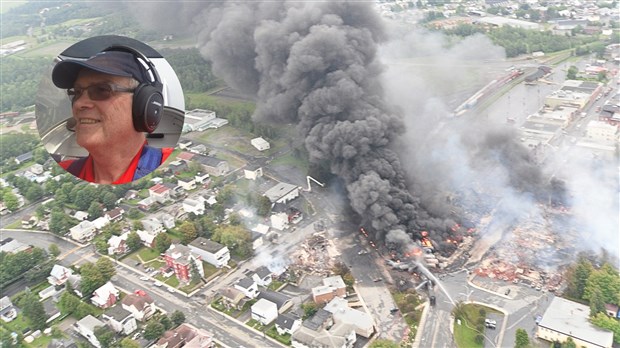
[52,50,149,88]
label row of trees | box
[0,247,48,285]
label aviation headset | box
[103,45,164,133]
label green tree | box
[567,66,579,80]
[101,192,118,210]
[120,338,141,348]
[564,337,577,348]
[24,185,43,202]
[18,291,48,330]
[154,233,172,253]
[3,191,19,212]
[170,310,185,327]
[583,263,620,305]
[591,312,620,343]
[79,262,106,297]
[58,291,81,316]
[301,302,318,319]
[179,221,197,245]
[256,195,272,217]
[74,302,95,319]
[589,287,607,316]
[212,224,251,257]
[564,256,593,299]
[159,315,172,330]
[96,257,116,281]
[143,321,165,340]
[94,326,115,348]
[48,244,61,258]
[88,201,103,220]
[515,328,529,348]
[126,231,142,251]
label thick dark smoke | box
[127,1,564,250]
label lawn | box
[127,247,160,263]
[270,153,309,172]
[246,318,266,331]
[453,303,501,348]
[202,262,219,279]
[266,325,291,345]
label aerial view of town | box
[0,0,619,348]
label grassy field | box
[453,303,502,348]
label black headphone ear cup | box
[132,83,164,133]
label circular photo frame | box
[35,35,185,184]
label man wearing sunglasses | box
[51,50,173,184]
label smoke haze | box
[127,1,617,262]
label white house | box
[182,198,205,216]
[91,281,119,309]
[73,211,89,221]
[276,314,302,336]
[324,297,375,338]
[270,212,289,231]
[251,137,270,151]
[149,183,172,203]
[137,230,157,248]
[158,213,176,229]
[102,305,137,335]
[251,299,278,325]
[48,264,74,286]
[264,182,300,204]
[244,166,264,180]
[121,291,155,322]
[104,208,124,222]
[252,266,273,287]
[177,179,196,191]
[92,216,111,230]
[234,277,259,299]
[74,315,105,348]
[70,220,96,243]
[141,218,164,234]
[0,296,17,323]
[188,237,230,268]
[107,232,129,255]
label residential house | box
[158,213,175,229]
[15,151,33,164]
[92,216,111,230]
[194,155,229,177]
[250,231,263,250]
[121,291,155,321]
[178,141,193,150]
[188,237,230,268]
[149,183,172,203]
[275,314,302,336]
[136,230,157,248]
[195,173,210,185]
[205,195,217,206]
[182,198,205,216]
[292,309,356,348]
[217,287,247,311]
[74,315,105,348]
[234,277,259,299]
[48,338,77,348]
[48,264,75,286]
[42,297,61,323]
[104,208,124,222]
[123,190,138,201]
[168,160,189,175]
[188,144,207,155]
[312,275,347,304]
[250,137,270,151]
[91,281,119,309]
[605,304,620,318]
[177,179,196,191]
[141,218,164,234]
[0,296,17,322]
[270,212,289,231]
[69,220,96,243]
[154,323,214,348]
[107,232,129,255]
[102,305,137,335]
[251,299,278,325]
[29,163,44,175]
[0,238,31,254]
[252,266,273,287]
[177,151,195,161]
[324,297,375,338]
[21,215,37,228]
[73,211,89,221]
[164,244,204,283]
[243,165,263,180]
[137,196,157,211]
[257,290,293,314]
[264,182,299,205]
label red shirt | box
[59,144,173,184]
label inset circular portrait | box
[36,35,185,184]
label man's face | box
[71,69,137,152]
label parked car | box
[485,318,497,329]
[153,281,163,287]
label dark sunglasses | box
[67,83,134,103]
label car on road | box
[153,281,163,287]
[167,287,175,293]
[485,318,497,329]
[139,276,149,281]
[429,296,436,306]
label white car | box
[167,287,175,293]
[139,276,149,281]
[153,281,163,287]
